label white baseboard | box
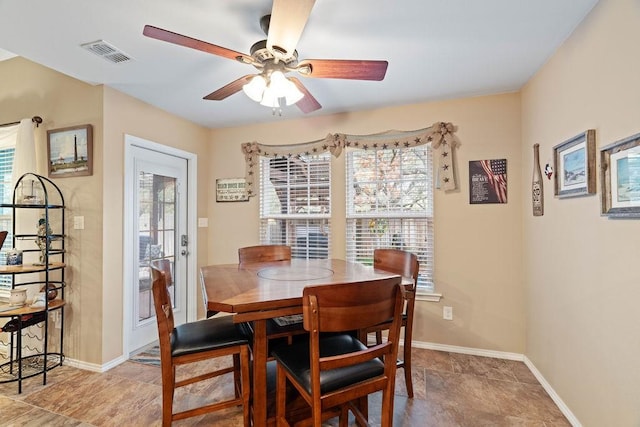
[523,356,582,427]
[411,339,580,426]
[411,339,524,361]
[64,354,127,373]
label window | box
[260,153,331,259]
[346,146,434,291]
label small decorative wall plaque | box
[216,178,249,202]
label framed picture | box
[469,159,507,204]
[216,178,249,202]
[553,129,596,198]
[46,124,93,177]
[600,132,640,218]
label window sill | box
[415,291,442,302]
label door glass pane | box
[137,172,176,323]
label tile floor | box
[0,347,571,426]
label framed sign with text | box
[216,178,249,202]
[469,159,508,204]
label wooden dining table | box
[200,258,406,426]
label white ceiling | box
[0,0,598,129]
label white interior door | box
[126,145,188,353]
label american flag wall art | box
[469,159,507,204]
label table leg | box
[252,319,268,426]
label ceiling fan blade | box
[203,75,254,101]
[289,77,321,113]
[297,59,388,81]
[143,25,253,63]
[267,0,316,58]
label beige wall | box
[521,0,640,425]
[0,57,105,363]
[209,92,526,353]
[102,87,211,361]
[1,58,211,365]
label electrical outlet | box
[443,306,453,320]
[73,216,84,230]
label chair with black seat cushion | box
[364,248,420,398]
[150,260,251,427]
[238,244,291,265]
[272,277,404,427]
[238,244,304,346]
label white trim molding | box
[524,356,582,427]
[416,292,442,302]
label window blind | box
[260,153,331,259]
[346,146,434,291]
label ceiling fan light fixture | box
[268,71,288,93]
[283,79,304,105]
[244,70,303,108]
[242,75,267,102]
[259,85,280,108]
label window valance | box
[240,121,460,197]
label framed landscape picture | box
[553,129,596,198]
[47,124,93,178]
[600,132,640,218]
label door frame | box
[122,134,198,356]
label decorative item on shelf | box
[17,178,44,205]
[7,248,23,265]
[545,163,553,180]
[532,144,544,216]
[30,292,46,308]
[40,283,58,300]
[9,288,27,307]
[35,216,53,265]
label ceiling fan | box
[143,0,388,114]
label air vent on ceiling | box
[80,40,132,64]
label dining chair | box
[238,244,292,265]
[238,244,305,346]
[365,248,420,397]
[150,260,251,427]
[272,277,404,427]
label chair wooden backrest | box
[373,248,419,291]
[151,259,174,356]
[371,248,420,398]
[238,245,291,265]
[302,277,404,424]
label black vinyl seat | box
[170,315,248,357]
[274,334,383,395]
